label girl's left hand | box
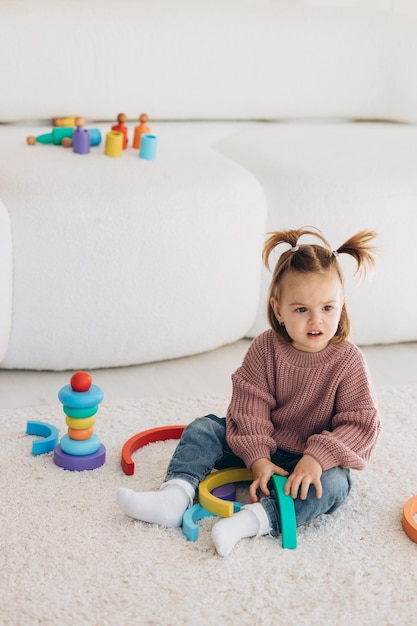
[284,454,323,500]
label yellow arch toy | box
[198,468,254,517]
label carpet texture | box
[2,387,417,625]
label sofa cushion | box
[1,2,417,123]
[0,200,12,362]
[215,121,417,345]
[0,124,267,370]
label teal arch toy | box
[268,474,297,549]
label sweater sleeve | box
[226,333,278,469]
[303,349,381,471]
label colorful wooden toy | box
[121,425,186,475]
[54,371,105,471]
[212,483,236,501]
[27,126,101,148]
[53,116,78,127]
[27,127,73,146]
[199,468,297,549]
[70,371,92,392]
[67,426,94,441]
[72,117,90,154]
[26,420,59,455]
[58,384,104,409]
[61,137,73,148]
[88,128,102,146]
[105,131,123,157]
[65,415,96,430]
[133,113,150,149]
[402,495,417,543]
[111,113,129,149]
[268,474,297,549]
[63,405,98,418]
[54,444,106,471]
[182,502,244,542]
[59,433,101,456]
[199,468,253,518]
[139,134,158,160]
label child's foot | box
[211,503,270,557]
[116,479,194,528]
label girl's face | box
[271,269,345,353]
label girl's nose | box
[309,311,322,324]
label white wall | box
[276,0,417,17]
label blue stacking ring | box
[58,384,104,409]
[60,433,101,456]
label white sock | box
[116,479,195,528]
[211,502,271,557]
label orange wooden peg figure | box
[133,113,151,150]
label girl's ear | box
[270,297,282,324]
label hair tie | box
[290,245,299,252]
[332,250,339,257]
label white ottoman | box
[0,125,267,370]
[216,122,417,345]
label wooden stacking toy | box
[111,112,129,149]
[26,122,101,148]
[133,113,151,150]
[72,117,91,154]
[54,371,106,471]
[53,116,79,127]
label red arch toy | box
[121,425,185,475]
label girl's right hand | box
[249,457,289,503]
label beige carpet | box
[2,387,417,625]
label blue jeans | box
[165,414,352,536]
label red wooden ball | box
[70,371,93,392]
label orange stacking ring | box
[402,495,417,543]
[68,427,94,441]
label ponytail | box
[335,230,377,280]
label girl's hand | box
[284,454,323,500]
[249,458,289,503]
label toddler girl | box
[117,227,381,556]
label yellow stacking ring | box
[65,415,96,430]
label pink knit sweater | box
[226,330,381,472]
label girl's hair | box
[263,226,377,343]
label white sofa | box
[1,1,417,370]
